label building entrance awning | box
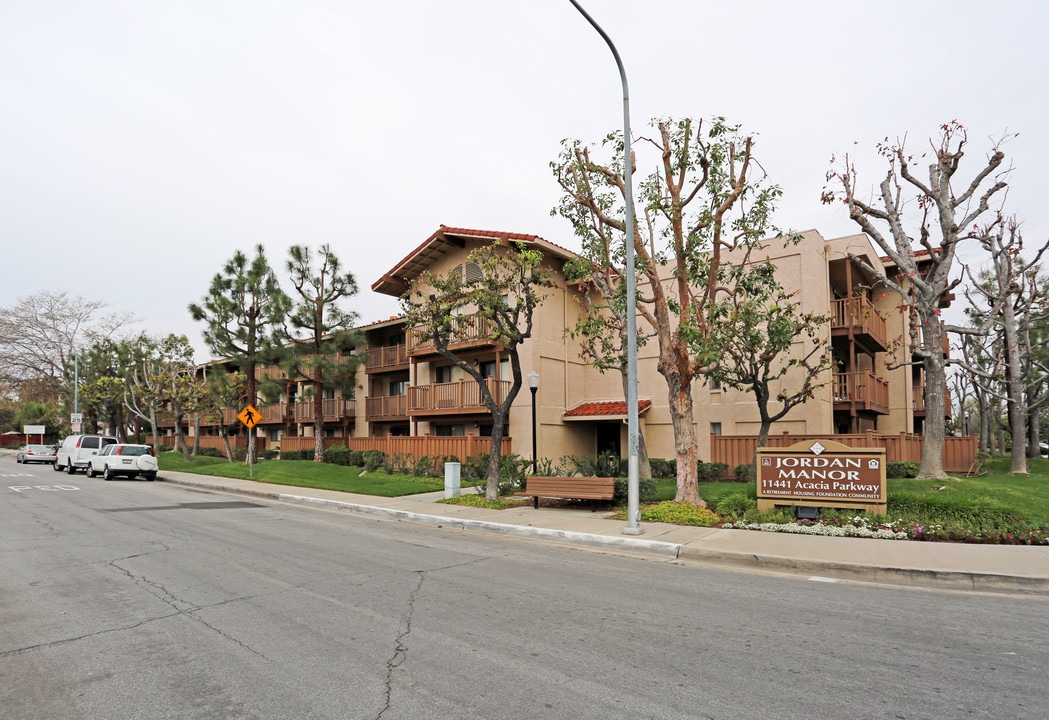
[562,399,652,422]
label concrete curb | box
[280,494,683,559]
[676,545,1049,593]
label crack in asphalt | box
[0,610,183,658]
[106,550,271,661]
[377,570,426,720]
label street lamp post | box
[528,371,540,474]
[568,0,643,535]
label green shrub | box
[649,458,676,478]
[388,452,414,474]
[696,461,728,482]
[348,450,365,466]
[716,493,755,519]
[362,450,387,472]
[533,456,570,477]
[886,461,920,478]
[280,449,311,461]
[499,453,529,490]
[565,450,622,477]
[323,445,352,466]
[613,477,657,504]
[462,454,491,482]
[196,447,224,458]
[260,449,280,461]
[640,501,720,527]
[734,463,755,482]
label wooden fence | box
[277,434,510,462]
[710,432,978,477]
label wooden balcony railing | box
[365,395,408,421]
[407,313,498,356]
[365,344,408,372]
[831,296,888,350]
[913,386,953,417]
[293,398,355,423]
[407,378,511,414]
[833,371,889,414]
[254,366,286,381]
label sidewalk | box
[157,471,1049,595]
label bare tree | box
[823,121,1010,478]
[0,290,134,402]
[554,116,785,506]
[958,216,1049,472]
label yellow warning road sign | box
[237,405,261,428]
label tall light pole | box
[568,0,642,534]
[528,370,540,474]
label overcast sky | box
[2,0,1046,363]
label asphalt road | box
[2,460,1047,720]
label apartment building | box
[175,225,945,462]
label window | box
[435,424,465,437]
[450,262,484,283]
[269,429,280,442]
[479,360,496,379]
[435,365,453,384]
[389,380,407,396]
[710,422,722,436]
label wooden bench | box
[522,476,616,510]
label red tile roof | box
[563,399,653,419]
[371,225,580,296]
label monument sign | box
[756,439,887,514]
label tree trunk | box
[1029,410,1043,460]
[149,407,160,450]
[666,376,705,507]
[1001,304,1028,473]
[917,316,947,478]
[174,417,191,462]
[485,412,506,503]
[313,371,325,463]
[192,413,201,456]
[221,425,234,462]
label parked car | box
[86,443,158,481]
[16,444,57,464]
[54,434,118,474]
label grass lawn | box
[158,453,445,497]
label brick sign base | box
[756,439,887,515]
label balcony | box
[831,296,888,352]
[293,398,355,423]
[913,386,953,418]
[254,366,287,381]
[407,313,500,357]
[407,378,511,416]
[366,395,408,421]
[257,403,289,424]
[365,344,408,373]
[833,371,889,415]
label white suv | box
[54,434,118,475]
[86,443,158,481]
